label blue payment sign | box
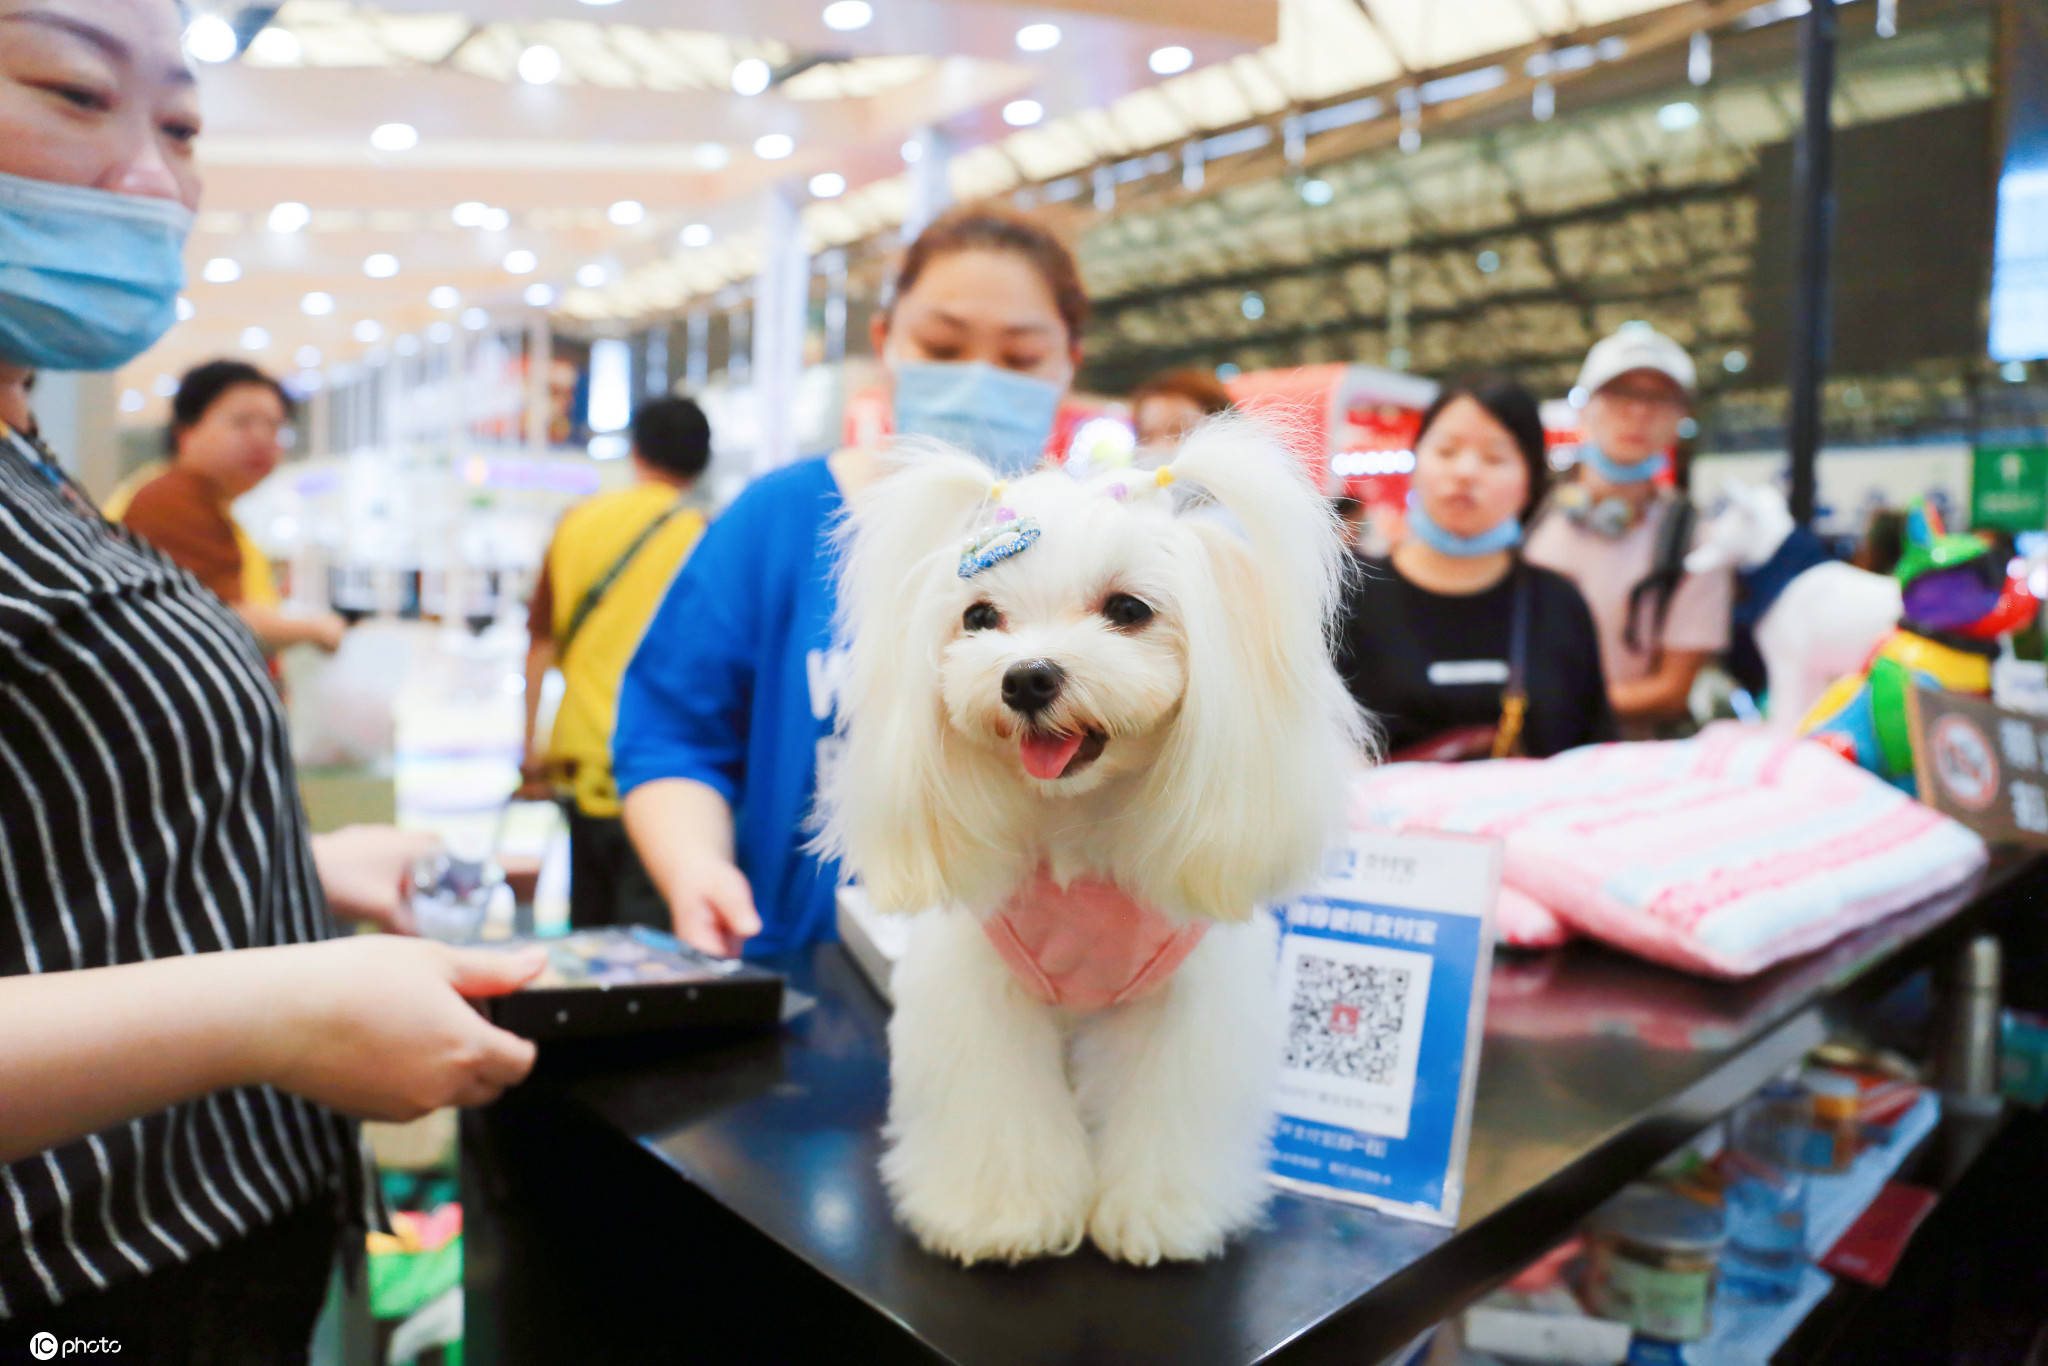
[1268,830,1501,1227]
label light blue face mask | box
[1404,491,1523,557]
[0,170,193,373]
[891,360,1063,476]
[1578,440,1670,485]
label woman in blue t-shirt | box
[616,208,1093,958]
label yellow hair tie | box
[1154,467,1176,488]
[989,480,1007,500]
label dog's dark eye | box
[963,601,1002,632]
[1102,593,1154,629]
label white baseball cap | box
[1575,322,1697,401]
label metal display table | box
[463,855,2040,1365]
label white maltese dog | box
[820,418,1366,1267]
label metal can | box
[1585,1184,1728,1343]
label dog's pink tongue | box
[1020,731,1085,780]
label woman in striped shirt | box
[0,0,545,1356]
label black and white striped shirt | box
[0,425,365,1316]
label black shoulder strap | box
[555,502,686,662]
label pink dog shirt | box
[981,868,1208,1012]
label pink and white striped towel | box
[1349,723,1989,978]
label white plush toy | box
[1686,482,1900,729]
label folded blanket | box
[1350,723,1988,978]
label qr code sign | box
[1283,954,1413,1085]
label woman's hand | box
[304,610,348,653]
[663,855,762,958]
[256,938,546,1121]
[620,778,762,958]
[311,824,440,935]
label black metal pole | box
[1786,0,1838,528]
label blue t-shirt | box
[614,457,848,958]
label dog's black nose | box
[1001,660,1066,716]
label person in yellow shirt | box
[112,360,346,655]
[520,395,711,928]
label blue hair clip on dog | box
[958,506,1041,579]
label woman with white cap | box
[1525,323,1733,735]
[0,0,545,1355]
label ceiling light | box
[822,1,872,31]
[427,321,454,344]
[576,263,608,288]
[732,57,772,97]
[481,207,511,231]
[578,0,623,7]
[452,201,488,227]
[808,172,846,198]
[1299,177,1333,206]
[680,223,713,248]
[201,257,240,284]
[1657,101,1701,131]
[240,326,271,352]
[524,283,556,308]
[503,249,538,275]
[395,334,421,357]
[900,138,924,163]
[692,143,731,171]
[753,133,795,160]
[461,307,490,331]
[1002,99,1043,127]
[607,199,645,226]
[182,14,238,63]
[246,26,300,64]
[119,389,146,413]
[296,345,321,367]
[363,253,400,279]
[352,319,383,344]
[1148,45,1193,76]
[301,291,335,316]
[267,201,310,233]
[1016,23,1060,52]
[152,373,178,397]
[429,285,460,310]
[176,296,194,321]
[518,44,563,85]
[370,122,419,152]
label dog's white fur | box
[820,418,1366,1265]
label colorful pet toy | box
[1800,502,2038,791]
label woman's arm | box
[235,601,346,654]
[621,778,760,957]
[0,938,544,1165]
[1610,649,1710,725]
[612,499,771,957]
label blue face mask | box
[1405,491,1522,557]
[891,360,1063,476]
[0,170,193,373]
[1578,440,1669,485]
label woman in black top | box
[1335,378,1613,759]
[0,0,544,1358]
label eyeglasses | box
[1596,384,1686,412]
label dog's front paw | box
[1087,1175,1260,1266]
[883,1133,1094,1266]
